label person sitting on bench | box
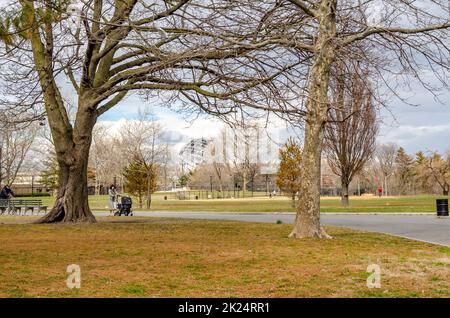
[0,185,14,200]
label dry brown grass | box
[0,217,448,297]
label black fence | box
[162,190,273,200]
[161,188,346,200]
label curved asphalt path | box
[95,211,450,246]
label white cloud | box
[378,123,450,154]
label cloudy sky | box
[97,86,450,156]
[97,94,294,157]
[376,85,450,154]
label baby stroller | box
[114,195,133,216]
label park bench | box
[0,199,48,216]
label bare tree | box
[212,161,226,193]
[279,0,450,238]
[227,123,263,193]
[159,144,172,192]
[324,62,378,206]
[90,123,121,194]
[375,143,399,196]
[0,0,296,222]
[190,163,216,190]
[427,152,450,196]
[208,140,226,192]
[0,122,39,185]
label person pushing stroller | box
[108,185,118,214]
[108,185,133,216]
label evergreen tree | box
[415,151,427,165]
[123,157,158,208]
[276,138,302,206]
[414,151,431,193]
[395,147,415,194]
[40,156,59,195]
[178,173,191,187]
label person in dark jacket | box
[0,185,14,199]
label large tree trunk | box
[289,0,336,239]
[341,180,349,207]
[146,173,152,209]
[146,194,152,209]
[26,2,97,223]
[35,97,97,223]
[36,144,96,223]
[289,119,330,238]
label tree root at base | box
[34,200,96,224]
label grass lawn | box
[18,194,446,213]
[0,217,449,297]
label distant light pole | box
[31,175,35,197]
[0,139,3,187]
[357,176,361,196]
[265,174,269,196]
[233,174,236,198]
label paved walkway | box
[95,211,450,246]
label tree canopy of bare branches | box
[0,122,39,185]
[0,0,305,223]
[324,62,378,206]
[375,142,399,196]
[427,152,450,196]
